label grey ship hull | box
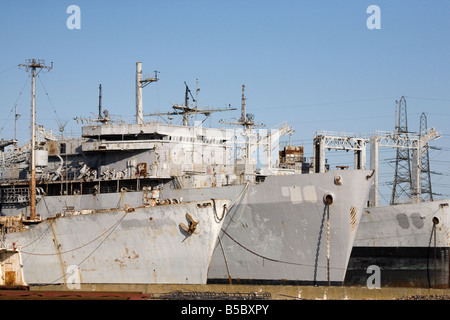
[1,169,373,286]
[346,200,450,287]
[207,169,374,286]
[2,199,231,285]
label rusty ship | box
[0,60,374,287]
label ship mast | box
[146,79,236,126]
[220,85,263,159]
[220,85,260,129]
[136,62,159,125]
[240,84,247,125]
[18,59,53,221]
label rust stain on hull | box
[350,206,357,232]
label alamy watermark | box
[366,265,381,289]
[366,5,381,30]
[66,264,81,289]
[65,5,380,31]
[66,5,81,30]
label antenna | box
[183,81,194,125]
[146,80,236,126]
[73,84,112,125]
[195,79,200,109]
[14,104,21,147]
[18,59,53,221]
[56,119,68,138]
[220,84,263,129]
[219,85,265,162]
[194,79,200,122]
[98,84,102,119]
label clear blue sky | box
[1,0,449,202]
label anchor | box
[180,213,199,235]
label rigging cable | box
[220,202,345,273]
[48,209,130,285]
[37,74,66,132]
[20,209,130,256]
[0,74,30,136]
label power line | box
[406,96,450,102]
[254,97,396,111]
[0,65,17,75]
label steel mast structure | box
[419,112,434,201]
[313,131,368,174]
[311,97,440,207]
[18,59,53,221]
[390,96,412,205]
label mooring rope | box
[228,183,249,223]
[218,236,232,285]
[212,199,228,222]
[326,202,331,286]
[220,227,345,271]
